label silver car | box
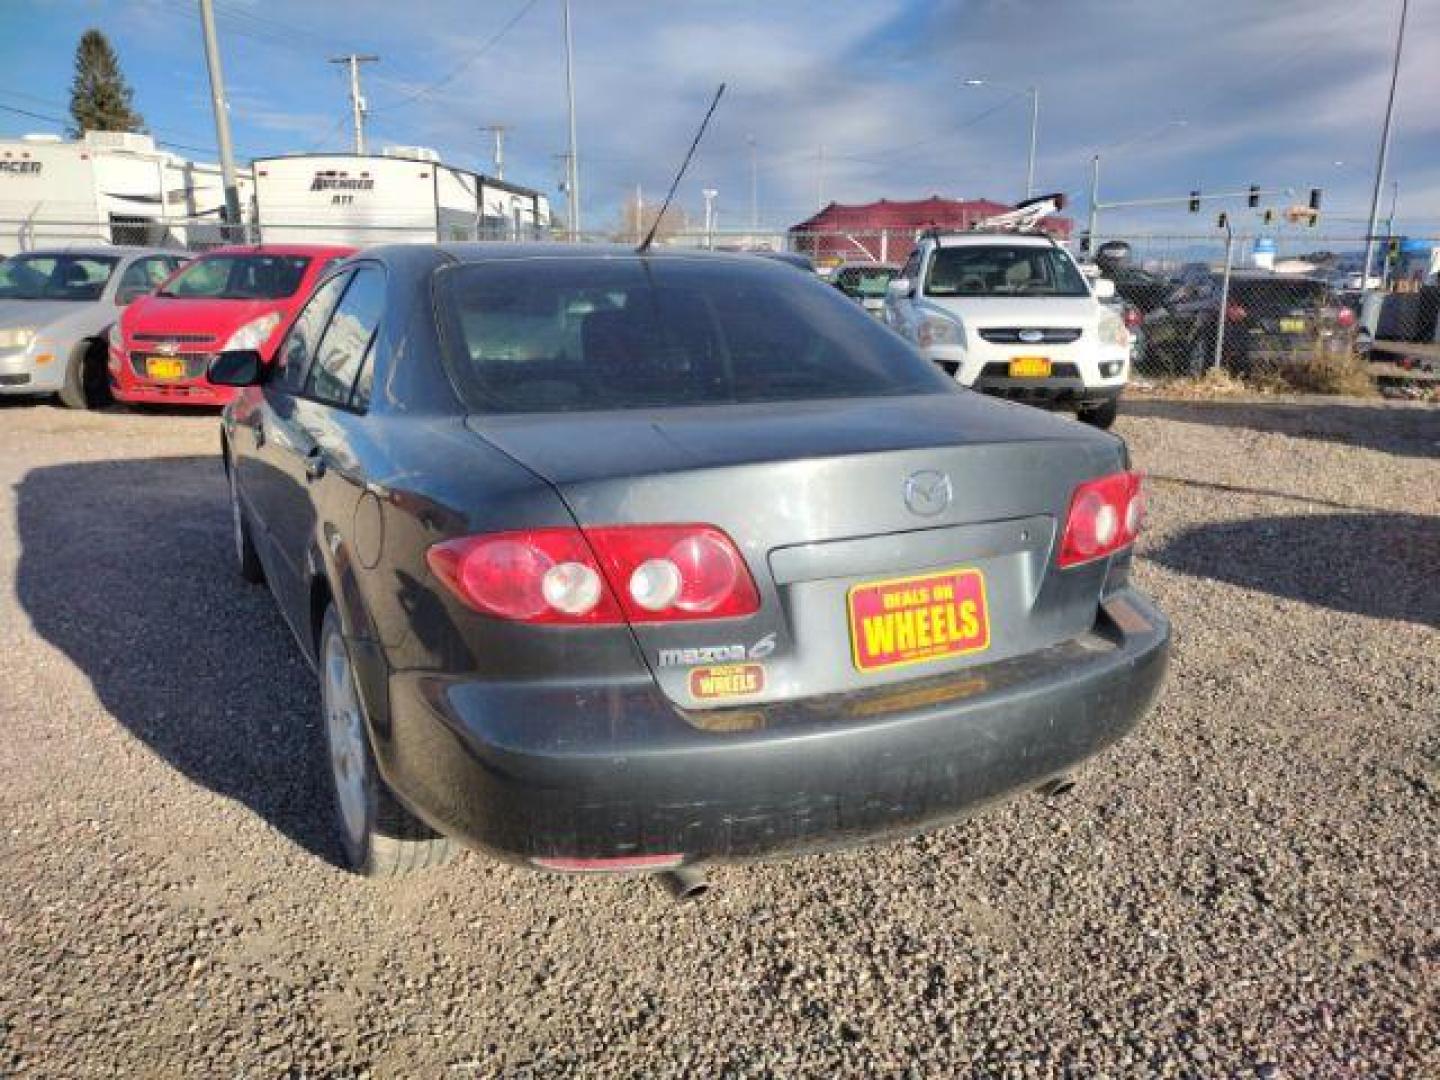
[0,246,189,408]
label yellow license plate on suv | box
[147,357,186,380]
[1008,356,1051,378]
[1278,318,1306,334]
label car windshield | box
[834,266,898,299]
[0,254,119,301]
[159,254,310,299]
[435,257,952,414]
[925,245,1089,297]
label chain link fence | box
[5,217,1437,391]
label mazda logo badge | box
[904,470,952,516]
[1018,328,1045,344]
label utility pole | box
[480,123,509,180]
[747,134,758,233]
[330,53,379,155]
[1362,0,1408,288]
[816,145,827,210]
[561,0,581,239]
[634,183,644,244]
[197,0,242,238]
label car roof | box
[2,245,181,260]
[930,233,1059,249]
[397,242,799,267]
[196,243,358,258]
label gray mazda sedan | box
[213,244,1169,880]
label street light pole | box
[1086,154,1100,252]
[963,79,1039,197]
[197,0,242,238]
[1026,86,1039,197]
[561,0,581,239]
[1362,0,1409,288]
[747,134,758,233]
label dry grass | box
[1273,350,1379,397]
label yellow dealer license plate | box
[1008,356,1051,378]
[1278,318,1306,334]
[147,356,186,380]
[848,567,990,673]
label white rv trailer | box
[0,131,254,256]
[252,148,551,247]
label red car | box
[110,244,356,406]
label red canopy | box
[790,197,1073,264]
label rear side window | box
[306,266,384,407]
[435,258,951,414]
[117,256,176,295]
[272,272,350,393]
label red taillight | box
[1123,305,1142,329]
[1058,472,1145,568]
[426,524,759,624]
[1225,303,1248,323]
[1336,307,1357,328]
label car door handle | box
[253,422,265,449]
[304,449,326,482]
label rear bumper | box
[970,376,1124,408]
[377,589,1170,867]
[110,354,235,406]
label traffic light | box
[1216,211,1229,229]
[1308,188,1322,211]
[1263,208,1275,225]
[1189,190,1201,212]
[1248,184,1260,208]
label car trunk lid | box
[466,393,1124,709]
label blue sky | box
[2,0,1438,236]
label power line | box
[0,100,233,158]
[367,0,542,114]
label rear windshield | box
[833,265,898,298]
[435,257,951,413]
[159,254,310,300]
[1220,277,1329,307]
[925,244,1089,298]
[0,254,119,301]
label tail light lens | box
[1224,303,1248,323]
[1122,305,1142,329]
[1058,472,1145,568]
[1335,307,1357,328]
[426,524,759,624]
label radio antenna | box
[638,82,726,254]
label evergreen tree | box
[68,29,145,137]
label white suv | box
[884,231,1131,428]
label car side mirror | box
[116,285,150,306]
[886,277,913,300]
[208,349,265,387]
[1092,278,1116,300]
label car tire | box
[226,457,266,585]
[56,340,112,410]
[318,604,456,877]
[1078,399,1119,429]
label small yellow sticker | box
[689,663,765,701]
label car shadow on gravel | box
[14,455,344,865]
[1149,510,1439,628]
[1125,397,1440,460]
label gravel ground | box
[0,394,1435,1077]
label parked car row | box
[0,243,353,410]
